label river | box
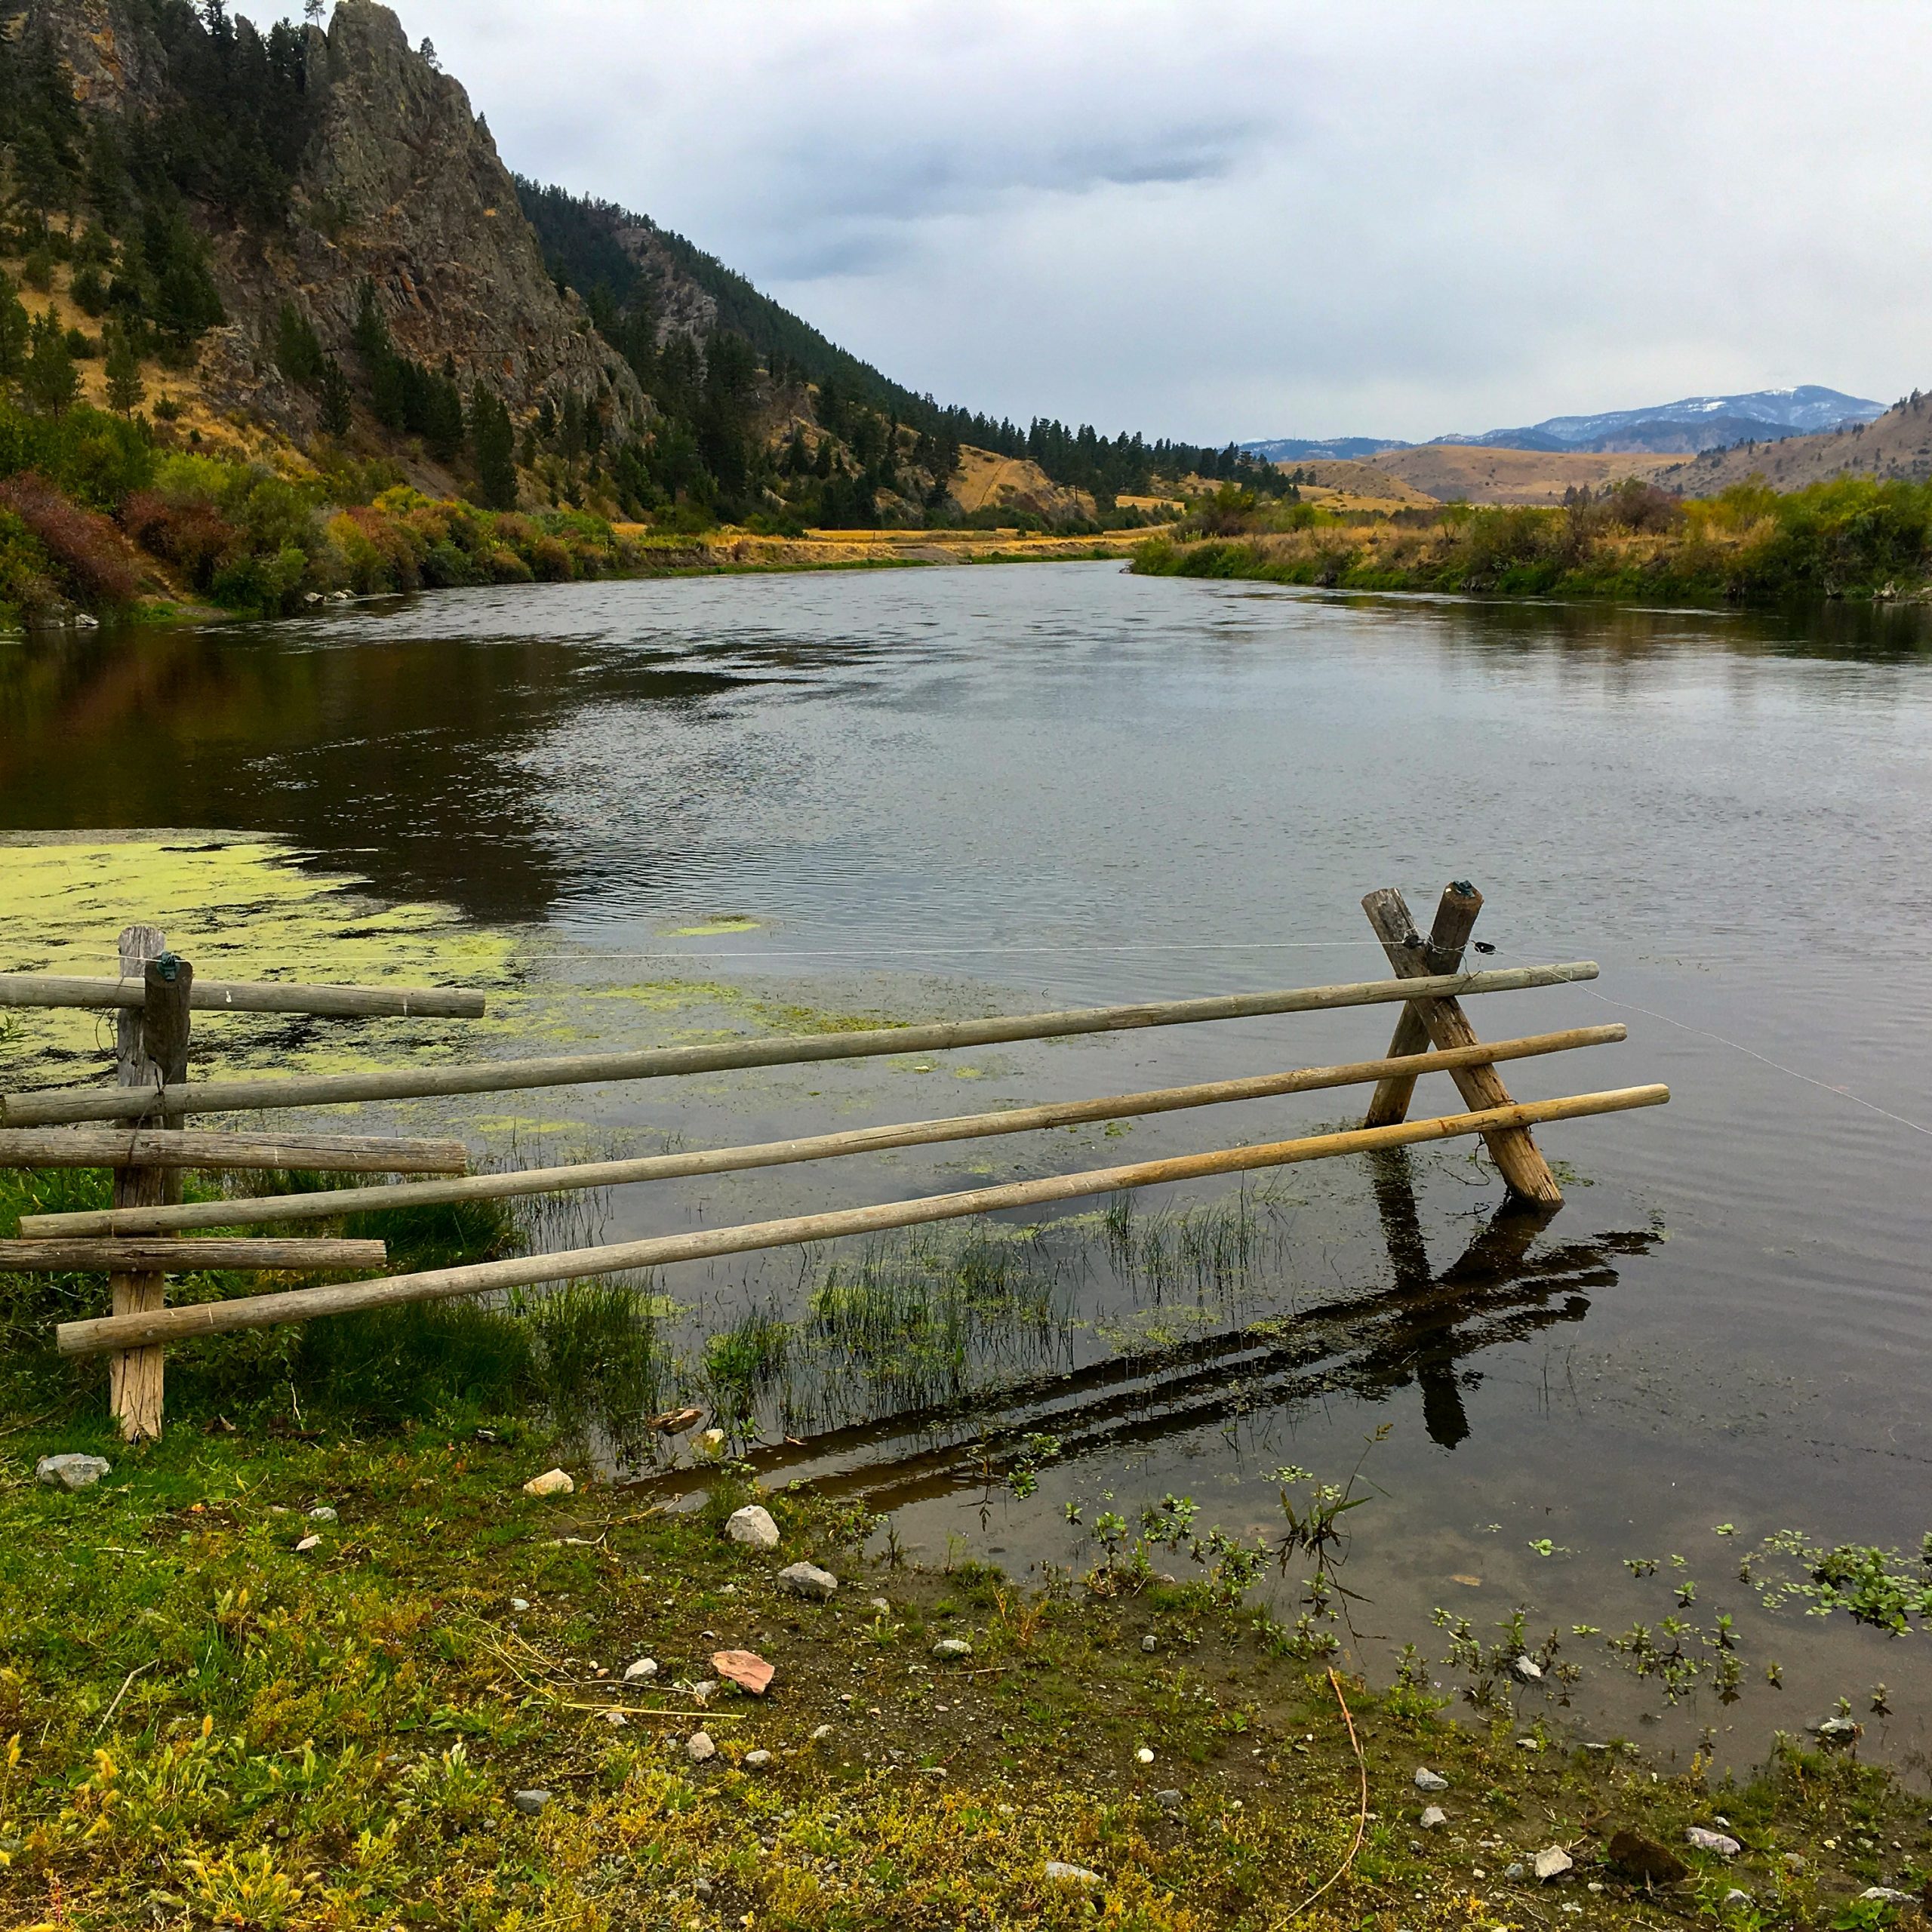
[4,560,1930,1768]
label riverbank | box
[5,1420,1930,1931]
[1130,473,1932,607]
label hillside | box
[1361,445,1683,506]
[1657,390,1932,494]
[1244,386,1882,466]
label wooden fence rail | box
[1,884,1668,1442]
[0,974,485,1018]
[22,1025,1626,1239]
[0,959,1598,1128]
[56,1085,1669,1358]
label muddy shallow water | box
[5,562,1931,1771]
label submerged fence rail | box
[2,882,1667,1438]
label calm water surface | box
[5,562,1931,1767]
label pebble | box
[511,1789,549,1815]
[1044,1861,1101,1885]
[1686,1826,1742,1858]
[509,1598,530,1613]
[693,1878,713,1900]
[743,1749,774,1772]
[687,1731,716,1764]
[1814,1715,1863,1746]
[522,1468,574,1497]
[1860,1889,1914,1905]
[1503,1863,1527,1881]
[1781,1853,1806,1871]
[294,1534,322,1553]
[932,1638,974,1660]
[1608,1829,1689,1884]
[1414,1767,1450,1792]
[1723,1890,1753,1909]
[869,1597,891,1613]
[726,1505,780,1549]
[1420,1807,1447,1830]
[1141,1635,1158,1652]
[35,1454,110,1491]
[777,1561,838,1601]
[1135,1746,1154,1764]
[624,1658,658,1682]
[307,1506,338,1522]
[603,1710,627,1727]
[811,1724,834,1743]
[1155,1789,1183,1810]
[1533,1845,1573,1881]
[1511,1654,1543,1682]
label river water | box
[4,561,1931,1769]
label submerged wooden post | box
[1361,887,1561,1206]
[1364,881,1484,1126]
[106,928,190,1442]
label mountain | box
[1657,389,1932,494]
[1238,435,1407,463]
[1242,386,1884,466]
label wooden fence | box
[0,882,1668,1441]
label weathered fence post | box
[1361,886,1562,1206]
[1364,882,1484,1126]
[106,926,189,1441]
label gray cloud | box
[238,0,1932,443]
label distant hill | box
[1243,386,1884,466]
[1241,435,1407,463]
[1658,389,1932,494]
[1358,446,1684,507]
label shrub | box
[0,509,57,624]
[0,471,141,605]
[69,264,106,315]
[122,488,239,589]
[530,533,573,580]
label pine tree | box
[22,309,78,413]
[0,275,29,380]
[103,324,144,415]
[275,300,325,387]
[471,383,518,509]
[317,355,352,436]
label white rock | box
[509,1598,530,1613]
[1044,1861,1101,1885]
[294,1534,322,1552]
[726,1504,780,1549]
[777,1561,838,1600]
[1142,1635,1158,1652]
[512,1789,549,1814]
[1503,1863,1527,1881]
[869,1597,891,1613]
[603,1709,627,1727]
[687,1731,716,1763]
[1135,1747,1154,1764]
[1686,1826,1742,1858]
[695,1429,727,1456]
[1420,1806,1448,1830]
[1155,1789,1183,1810]
[744,1749,774,1772]
[1534,1845,1574,1881]
[1414,1767,1450,1792]
[307,1506,338,1522]
[35,1454,110,1491]
[932,1638,974,1660]
[1512,1654,1543,1682]
[523,1468,574,1497]
[1860,1889,1913,1904]
[1723,1889,1753,1908]
[811,1724,834,1743]
[623,1658,659,1682]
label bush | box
[0,471,141,605]
[0,509,57,625]
[122,488,239,589]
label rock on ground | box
[777,1561,838,1600]
[744,1749,774,1772]
[1607,1829,1690,1884]
[1686,1826,1742,1858]
[931,1638,974,1660]
[511,1789,549,1815]
[1044,1862,1101,1885]
[522,1468,574,1497]
[711,1650,774,1696]
[1534,1845,1573,1881]
[725,1504,780,1549]
[1420,1807,1447,1830]
[35,1454,110,1490]
[1414,1767,1449,1792]
[687,1731,716,1764]
[623,1657,658,1681]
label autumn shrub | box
[122,489,239,589]
[0,509,57,623]
[0,471,141,605]
[530,533,573,580]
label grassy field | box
[5,1417,1932,1931]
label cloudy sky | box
[242,1,1932,445]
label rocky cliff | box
[19,0,645,444]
